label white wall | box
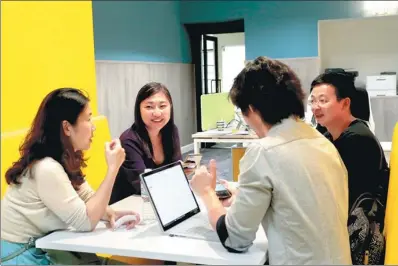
[319,15,398,87]
[319,15,398,142]
[277,57,321,99]
[213,33,245,90]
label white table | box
[192,129,258,154]
[192,129,393,156]
[36,196,268,265]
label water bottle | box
[140,181,150,203]
[141,169,154,221]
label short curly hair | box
[229,56,305,125]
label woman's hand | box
[104,207,141,230]
[105,139,126,173]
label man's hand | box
[190,159,217,196]
[190,159,228,230]
[218,179,238,207]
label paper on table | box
[205,129,233,134]
[228,130,249,135]
[194,130,232,137]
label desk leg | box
[231,147,246,182]
[194,139,201,154]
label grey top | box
[216,117,352,264]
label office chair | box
[352,86,375,133]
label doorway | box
[213,32,245,93]
[184,19,244,132]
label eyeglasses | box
[308,98,329,107]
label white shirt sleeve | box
[77,181,95,203]
[34,158,92,231]
[217,144,273,252]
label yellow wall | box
[1,0,98,133]
[1,1,103,196]
[385,123,398,264]
[1,131,27,197]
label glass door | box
[201,35,220,94]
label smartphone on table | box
[182,159,196,169]
[182,154,202,179]
[215,180,232,199]
[183,154,202,167]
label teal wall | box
[92,1,367,62]
[93,1,190,63]
[180,1,365,59]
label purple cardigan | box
[109,124,182,204]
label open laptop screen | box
[140,161,200,231]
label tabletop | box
[36,196,268,265]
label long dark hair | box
[132,82,180,163]
[5,88,90,188]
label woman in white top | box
[1,88,140,265]
[190,56,352,264]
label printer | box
[366,73,397,96]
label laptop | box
[140,161,219,242]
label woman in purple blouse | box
[109,82,182,204]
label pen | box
[169,233,206,241]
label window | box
[201,35,218,94]
[363,1,398,16]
